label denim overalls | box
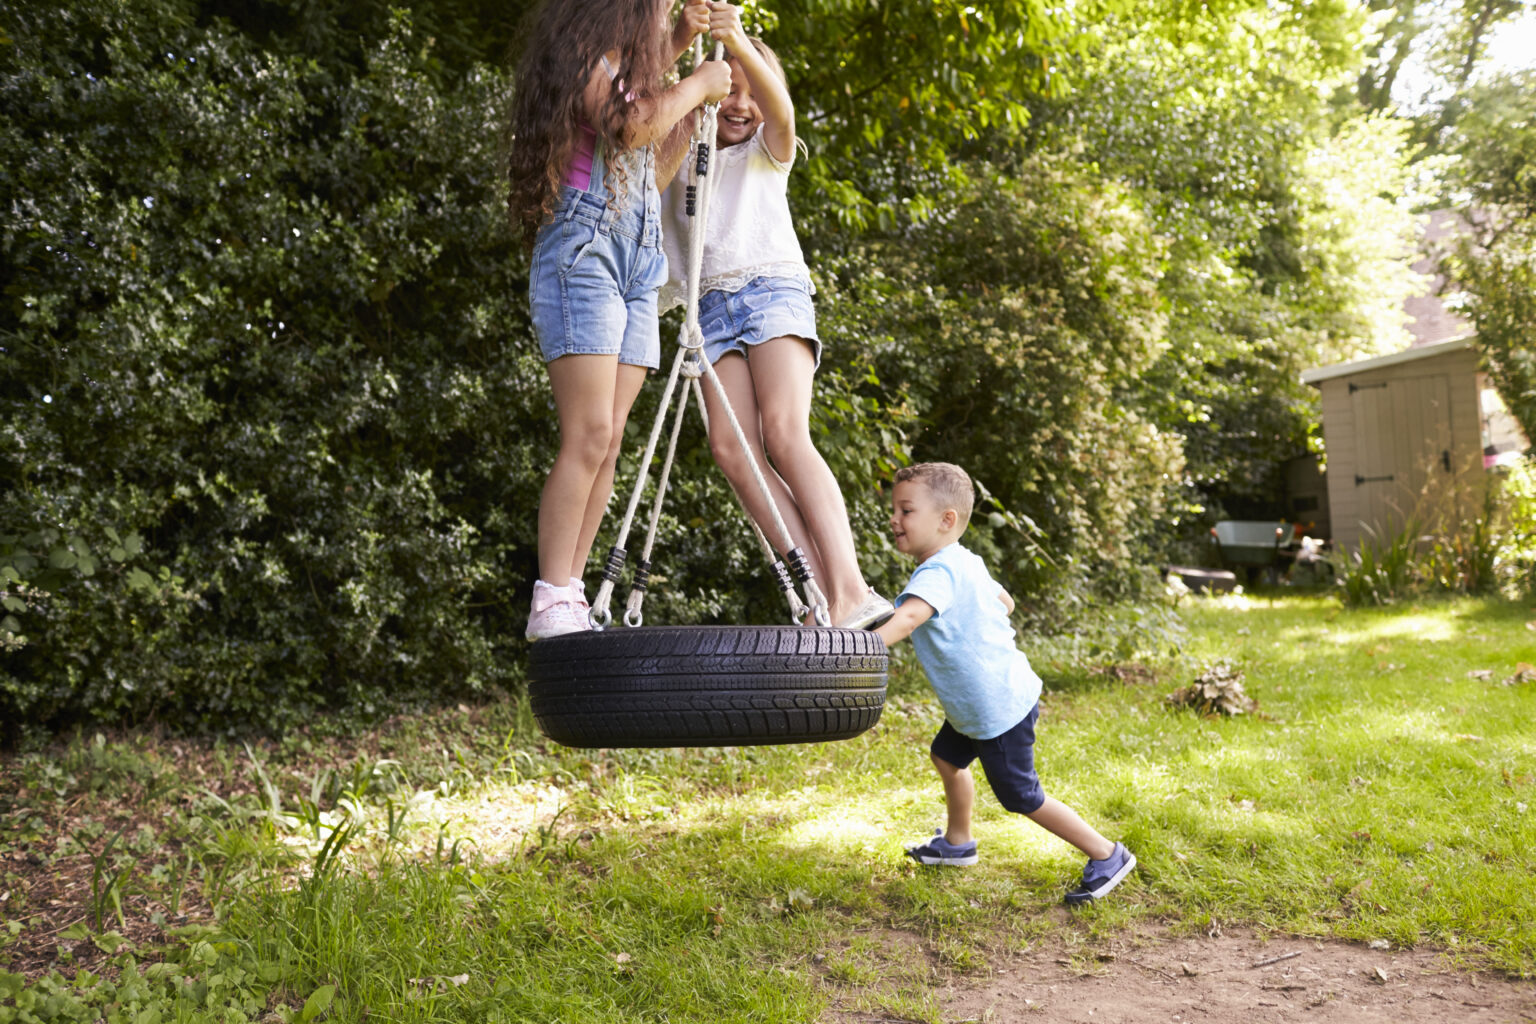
[528,140,667,368]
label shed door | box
[1349,374,1452,543]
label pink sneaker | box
[525,582,588,640]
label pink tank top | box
[564,122,598,191]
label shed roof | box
[1300,336,1475,386]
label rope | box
[588,345,692,628]
[692,334,830,624]
[624,360,694,627]
[691,377,811,623]
[589,34,830,629]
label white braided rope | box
[624,365,694,627]
[679,40,829,625]
[588,344,691,628]
[692,337,830,624]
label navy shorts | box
[930,705,1045,814]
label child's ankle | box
[1086,840,1117,862]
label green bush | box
[1,0,1429,737]
[814,157,1183,615]
[1492,457,1536,599]
[1,2,547,736]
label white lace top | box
[660,124,812,311]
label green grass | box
[3,595,1534,1022]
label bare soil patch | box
[829,924,1536,1024]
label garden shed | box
[1301,338,1487,552]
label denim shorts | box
[529,188,667,369]
[930,704,1045,815]
[697,275,821,368]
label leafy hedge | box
[0,2,548,736]
[815,159,1182,615]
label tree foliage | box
[1447,71,1536,450]
[1022,6,1416,527]
[817,158,1180,611]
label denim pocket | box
[556,218,602,282]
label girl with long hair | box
[510,0,730,639]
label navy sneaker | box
[904,828,978,867]
[1064,842,1136,904]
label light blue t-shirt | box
[898,542,1042,740]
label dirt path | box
[834,926,1536,1024]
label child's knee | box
[760,415,811,461]
[561,418,614,468]
[708,431,760,480]
[998,775,1045,815]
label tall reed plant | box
[1338,517,1421,606]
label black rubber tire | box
[527,625,888,748]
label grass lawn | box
[2,594,1533,1022]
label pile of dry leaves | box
[1167,660,1257,716]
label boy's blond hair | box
[894,462,974,529]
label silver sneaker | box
[836,587,896,630]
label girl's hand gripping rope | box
[671,0,711,57]
[705,2,750,54]
[687,58,732,106]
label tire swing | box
[528,40,888,749]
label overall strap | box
[587,134,606,195]
[583,54,620,197]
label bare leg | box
[701,353,819,572]
[749,336,869,622]
[569,362,649,582]
[540,354,622,585]
[1026,797,1115,861]
[932,753,975,847]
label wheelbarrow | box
[1210,520,1290,582]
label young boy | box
[874,462,1136,904]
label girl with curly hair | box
[509,0,730,639]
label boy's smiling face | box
[890,480,957,564]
